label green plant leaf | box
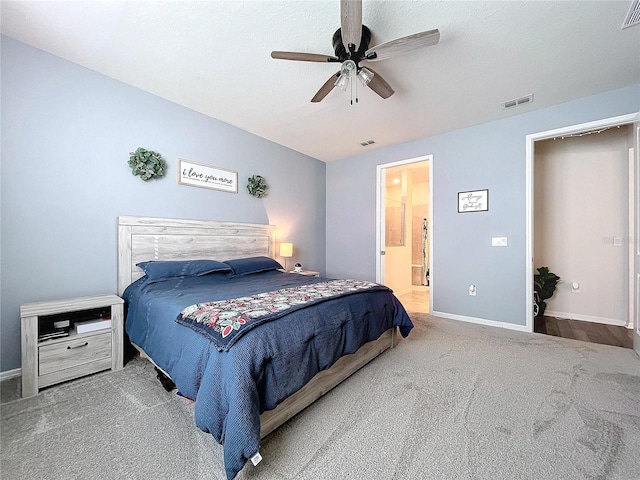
[128,147,166,181]
[534,266,560,302]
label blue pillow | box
[224,256,283,277]
[137,259,231,283]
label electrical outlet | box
[491,237,508,247]
[469,284,477,296]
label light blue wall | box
[0,36,326,372]
[327,84,640,327]
[2,34,638,374]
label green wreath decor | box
[247,175,268,198]
[128,147,167,181]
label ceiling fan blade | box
[365,29,440,62]
[340,0,362,51]
[271,51,339,62]
[365,67,394,99]
[311,72,341,103]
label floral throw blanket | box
[176,279,389,351]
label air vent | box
[622,0,640,29]
[502,94,534,110]
[360,140,376,146]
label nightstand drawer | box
[39,331,111,376]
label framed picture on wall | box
[178,159,238,193]
[458,189,489,213]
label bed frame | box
[117,215,397,438]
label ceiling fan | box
[271,0,440,103]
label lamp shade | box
[357,67,374,86]
[334,74,349,91]
[280,242,293,258]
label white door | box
[376,165,387,284]
[634,124,640,357]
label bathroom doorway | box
[376,155,432,314]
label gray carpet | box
[2,314,639,480]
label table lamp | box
[280,242,293,271]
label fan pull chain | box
[350,76,359,105]
[350,76,354,105]
[355,76,359,104]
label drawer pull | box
[67,342,89,350]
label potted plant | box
[534,266,560,319]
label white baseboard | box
[431,311,530,333]
[546,310,630,328]
[0,367,21,381]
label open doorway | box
[533,125,634,348]
[376,155,432,314]
[526,113,639,351]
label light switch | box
[492,237,508,247]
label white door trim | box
[525,112,639,333]
[629,145,636,331]
[376,155,433,312]
[635,124,640,357]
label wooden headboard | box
[118,216,276,295]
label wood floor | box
[397,286,430,314]
[535,316,634,349]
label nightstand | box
[20,294,124,398]
[290,270,320,277]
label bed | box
[117,216,413,479]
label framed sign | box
[178,159,238,193]
[458,189,489,213]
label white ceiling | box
[1,1,639,162]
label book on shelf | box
[75,317,112,334]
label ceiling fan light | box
[357,67,374,86]
[339,59,357,78]
[335,74,349,91]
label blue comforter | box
[123,270,413,479]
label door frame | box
[525,112,639,333]
[635,123,640,357]
[376,154,433,311]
